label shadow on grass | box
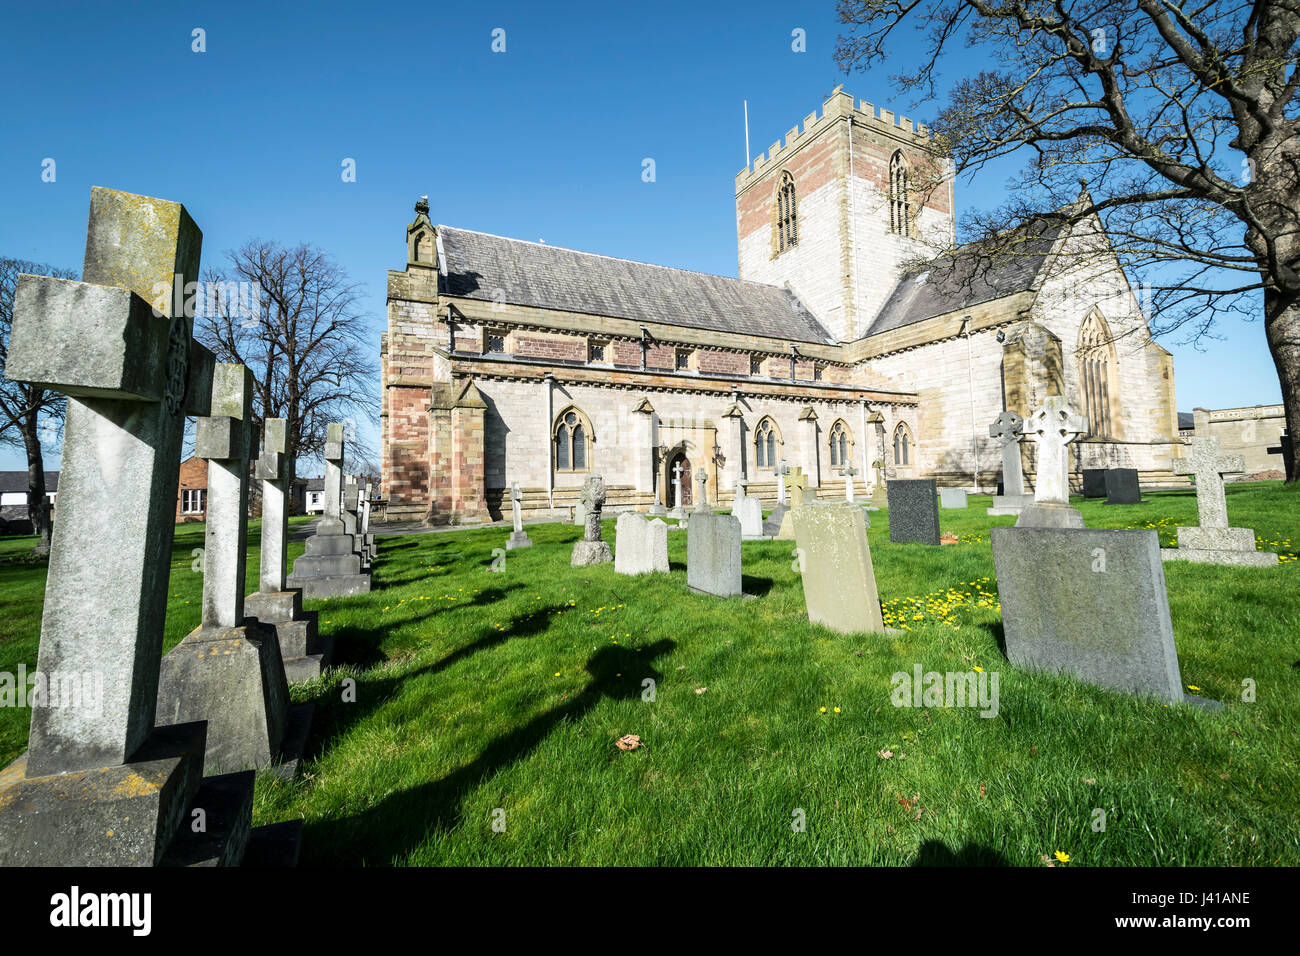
[328,584,524,670]
[912,840,1011,866]
[304,638,675,864]
[741,575,773,597]
[981,620,1008,658]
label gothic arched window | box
[889,151,911,237]
[754,417,781,469]
[775,172,798,253]
[828,420,852,468]
[892,422,913,467]
[1078,309,1120,438]
[554,406,593,473]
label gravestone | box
[0,187,253,866]
[286,423,372,598]
[360,479,377,562]
[686,512,742,597]
[244,418,333,683]
[774,469,807,539]
[574,500,587,526]
[342,477,369,570]
[156,363,296,778]
[1164,437,1277,566]
[1103,467,1144,505]
[792,504,885,634]
[506,482,532,549]
[991,527,1217,708]
[841,464,858,503]
[1267,429,1293,477]
[614,513,669,575]
[695,470,710,512]
[733,480,766,538]
[668,460,687,519]
[939,487,968,509]
[776,459,789,506]
[571,475,614,566]
[987,411,1034,515]
[1081,468,1108,498]
[1016,398,1086,528]
[886,479,941,545]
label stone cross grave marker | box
[156,363,293,777]
[507,481,532,550]
[670,460,686,516]
[572,475,613,565]
[1165,437,1277,566]
[695,470,709,512]
[360,479,377,562]
[286,423,372,598]
[245,418,332,683]
[1016,398,1086,529]
[0,187,264,866]
[988,411,1032,515]
[841,464,858,502]
[776,458,789,506]
[4,186,214,778]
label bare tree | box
[837,0,1300,480]
[195,240,377,472]
[0,258,77,554]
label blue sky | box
[0,0,1281,472]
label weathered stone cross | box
[695,470,709,512]
[672,460,685,509]
[4,187,214,776]
[320,423,346,535]
[1022,398,1086,504]
[840,464,858,502]
[1174,437,1244,529]
[255,418,293,594]
[195,364,255,628]
[511,481,524,532]
[988,410,1027,498]
[788,470,808,508]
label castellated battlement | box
[735,87,931,190]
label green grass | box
[1,485,1297,865]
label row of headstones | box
[0,188,369,867]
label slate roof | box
[864,220,1067,338]
[0,471,57,495]
[437,226,836,345]
[1178,412,1195,430]
[305,477,325,492]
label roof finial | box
[415,195,430,217]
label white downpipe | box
[545,373,555,508]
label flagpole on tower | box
[743,100,751,170]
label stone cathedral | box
[379,89,1181,525]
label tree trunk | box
[21,401,52,555]
[1264,290,1300,482]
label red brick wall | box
[176,455,207,522]
[698,349,749,375]
[515,334,585,362]
[384,385,431,504]
[737,135,839,242]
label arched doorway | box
[667,451,693,508]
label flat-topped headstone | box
[0,187,252,866]
[245,418,332,682]
[1017,398,1086,528]
[507,481,532,550]
[1081,468,1108,498]
[572,475,613,565]
[1103,467,1143,505]
[792,504,885,634]
[886,479,941,545]
[1165,437,1277,566]
[991,526,1216,708]
[686,512,742,597]
[157,364,293,776]
[286,422,372,598]
[615,513,669,575]
[938,487,968,509]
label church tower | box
[735,88,956,343]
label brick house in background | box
[176,456,208,521]
[0,471,58,534]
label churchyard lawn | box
[0,486,1296,865]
